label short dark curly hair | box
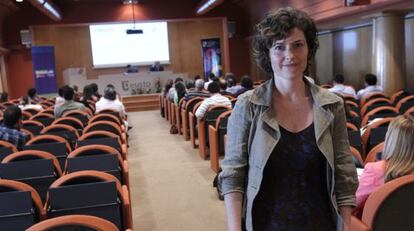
[253,7,319,76]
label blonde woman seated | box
[356,115,414,214]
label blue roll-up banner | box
[31,46,58,94]
[201,38,222,79]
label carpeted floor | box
[127,110,227,231]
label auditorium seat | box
[198,105,231,160]
[0,150,62,202]
[208,110,231,172]
[22,120,45,136]
[361,117,392,154]
[390,90,407,105]
[77,131,127,159]
[0,140,17,162]
[350,146,364,168]
[62,110,90,127]
[396,95,414,114]
[41,124,80,149]
[44,170,132,230]
[84,121,126,144]
[360,92,387,107]
[26,214,119,231]
[96,109,123,123]
[189,101,203,148]
[181,97,205,141]
[361,106,398,127]
[364,142,385,164]
[65,144,129,189]
[351,175,414,231]
[23,108,41,117]
[22,110,34,120]
[52,116,84,130]
[0,179,45,230]
[175,98,186,134]
[360,98,393,117]
[89,114,125,132]
[24,134,72,169]
[30,113,55,127]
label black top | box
[252,123,335,231]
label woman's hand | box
[224,192,243,231]
[340,206,353,231]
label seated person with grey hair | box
[184,79,210,101]
[54,86,86,118]
[96,86,130,129]
[96,86,126,119]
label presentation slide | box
[90,21,170,68]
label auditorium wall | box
[31,18,226,89]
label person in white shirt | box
[55,86,66,105]
[357,73,383,99]
[328,74,356,97]
[95,86,126,119]
[204,73,217,90]
[195,81,232,119]
[19,96,43,111]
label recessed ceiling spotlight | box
[123,0,138,4]
[16,0,23,2]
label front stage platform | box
[122,94,160,112]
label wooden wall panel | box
[315,33,333,84]
[405,18,414,89]
[331,26,372,90]
[31,18,226,87]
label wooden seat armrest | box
[208,125,220,172]
[122,143,128,159]
[123,160,130,190]
[122,185,133,229]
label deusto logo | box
[35,69,55,79]
[122,81,130,91]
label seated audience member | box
[173,82,187,106]
[185,79,194,90]
[163,79,174,98]
[356,115,414,213]
[184,79,210,101]
[328,74,356,97]
[73,85,82,101]
[55,86,66,105]
[195,81,231,119]
[126,64,139,73]
[357,73,383,99]
[235,75,254,96]
[90,83,101,99]
[54,86,86,118]
[204,73,217,90]
[149,61,164,72]
[80,84,97,111]
[226,78,243,95]
[0,92,8,103]
[96,86,126,119]
[19,96,43,111]
[167,77,183,102]
[219,78,232,96]
[27,88,41,103]
[0,105,28,147]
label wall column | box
[372,13,406,96]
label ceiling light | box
[196,0,224,15]
[16,0,23,2]
[123,0,138,4]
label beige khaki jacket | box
[219,77,358,231]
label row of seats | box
[0,101,133,230]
